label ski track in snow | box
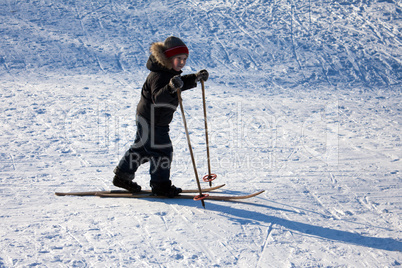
[0,0,401,267]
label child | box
[113,36,209,197]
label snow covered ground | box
[0,0,401,267]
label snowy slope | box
[0,0,401,267]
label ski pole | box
[201,80,217,186]
[177,88,207,208]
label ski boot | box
[113,167,142,193]
[150,180,182,198]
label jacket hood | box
[149,42,172,70]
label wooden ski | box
[55,184,226,196]
[97,190,265,201]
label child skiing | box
[113,36,209,197]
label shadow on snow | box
[205,201,402,252]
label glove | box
[169,75,183,93]
[195,69,209,82]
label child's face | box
[171,54,188,72]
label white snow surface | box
[1,0,401,267]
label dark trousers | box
[117,118,173,183]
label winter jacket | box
[136,42,197,126]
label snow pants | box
[117,118,173,184]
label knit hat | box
[163,36,189,58]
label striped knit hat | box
[163,36,189,58]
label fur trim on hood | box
[150,42,172,70]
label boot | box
[113,167,142,193]
[150,180,182,198]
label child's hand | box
[196,69,209,82]
[169,75,183,93]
